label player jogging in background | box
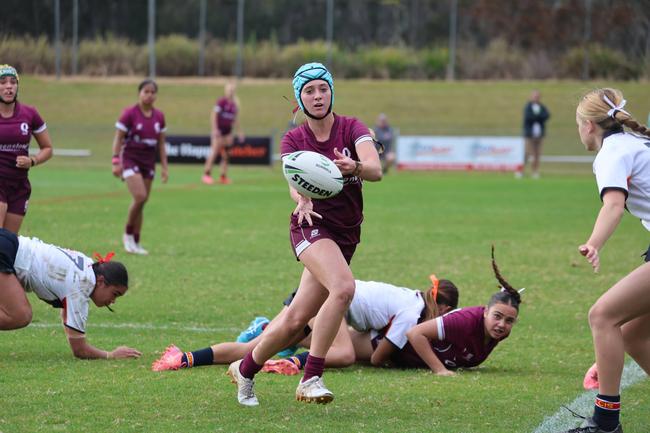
[111,79,168,255]
[0,65,53,234]
[202,81,243,185]
[0,228,141,360]
[400,247,522,375]
[559,88,650,433]
[152,276,459,372]
[226,62,382,406]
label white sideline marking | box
[29,322,239,333]
[533,361,646,433]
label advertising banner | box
[396,136,524,171]
[164,135,272,165]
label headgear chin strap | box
[292,62,334,120]
[0,64,19,105]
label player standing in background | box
[517,89,550,179]
[562,88,650,433]
[202,82,243,185]
[373,113,396,174]
[0,228,141,360]
[227,62,382,406]
[111,79,168,255]
[0,65,53,233]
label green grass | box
[19,76,650,165]
[1,163,649,433]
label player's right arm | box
[63,321,141,360]
[111,129,126,178]
[406,320,455,376]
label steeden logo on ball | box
[283,151,344,199]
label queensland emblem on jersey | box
[282,150,344,199]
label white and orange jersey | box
[345,280,425,349]
[594,130,650,231]
[14,236,96,333]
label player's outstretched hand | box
[293,194,322,226]
[434,368,456,377]
[109,346,142,359]
[111,164,123,178]
[333,147,355,175]
[579,244,600,273]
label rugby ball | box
[282,151,344,199]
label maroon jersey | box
[215,97,238,132]
[393,306,501,370]
[281,114,372,230]
[0,102,46,179]
[115,104,166,165]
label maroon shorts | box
[289,222,359,265]
[218,125,233,136]
[0,177,31,216]
[121,153,155,180]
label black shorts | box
[643,243,650,262]
[282,288,299,307]
[0,228,19,274]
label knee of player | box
[133,193,149,204]
[331,280,355,306]
[8,307,32,330]
[587,302,615,330]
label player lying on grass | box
[152,275,459,372]
[0,228,141,360]
[395,246,522,375]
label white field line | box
[29,322,240,334]
[533,361,647,433]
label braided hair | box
[577,88,650,138]
[488,245,521,311]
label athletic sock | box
[134,233,140,243]
[180,347,214,368]
[125,225,134,235]
[288,351,309,369]
[593,394,621,431]
[239,352,263,379]
[302,354,325,382]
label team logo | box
[20,122,29,135]
[310,229,320,238]
[342,147,351,158]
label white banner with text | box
[396,136,525,171]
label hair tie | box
[429,274,440,303]
[501,286,526,294]
[602,94,630,119]
[93,252,115,264]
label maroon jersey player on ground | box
[227,62,382,406]
[0,65,53,234]
[400,247,522,375]
[202,82,243,185]
[111,79,169,255]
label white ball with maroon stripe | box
[282,151,344,199]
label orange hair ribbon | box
[93,252,115,264]
[429,274,439,303]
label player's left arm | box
[333,140,382,181]
[369,337,398,367]
[158,131,168,183]
[16,130,53,169]
[63,315,141,360]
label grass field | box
[1,78,649,432]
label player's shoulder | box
[15,102,41,118]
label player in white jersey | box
[151,276,459,372]
[561,88,650,433]
[0,228,141,360]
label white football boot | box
[295,376,334,404]
[227,360,259,407]
[122,234,137,254]
[133,243,149,255]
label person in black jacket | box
[517,90,550,179]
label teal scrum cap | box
[292,62,334,119]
